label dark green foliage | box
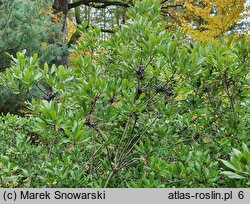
[0,0,249,187]
[0,0,64,69]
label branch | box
[68,0,130,10]
[161,4,183,9]
[119,116,159,163]
[100,28,114,33]
[104,169,116,188]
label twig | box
[119,116,158,163]
[114,116,131,163]
[104,169,116,188]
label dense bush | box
[0,0,249,187]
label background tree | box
[161,0,249,42]
[0,0,64,69]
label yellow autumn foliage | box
[184,0,246,42]
[161,0,248,42]
[67,18,77,41]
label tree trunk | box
[52,0,70,67]
[53,0,68,14]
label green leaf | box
[221,171,246,179]
[196,57,206,66]
[232,148,243,159]
[220,159,238,171]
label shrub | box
[0,0,249,187]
